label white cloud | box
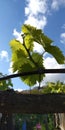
[62,24,65,29]
[25,0,65,30]
[8,62,13,74]
[14,88,23,92]
[13,0,48,43]
[44,57,64,69]
[25,0,48,16]
[34,42,44,54]
[25,0,48,29]
[13,29,23,43]
[51,0,65,10]
[60,33,65,44]
[43,73,65,85]
[51,0,59,10]
[25,15,47,29]
[43,57,65,84]
[0,50,9,62]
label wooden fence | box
[0,68,65,113]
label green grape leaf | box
[18,63,45,86]
[24,34,34,51]
[12,50,45,86]
[32,52,43,67]
[22,24,53,48]
[22,24,42,45]
[10,39,28,56]
[22,24,40,35]
[12,51,29,72]
[10,39,22,52]
[9,24,65,87]
[40,33,53,47]
[45,45,65,64]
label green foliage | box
[24,34,34,51]
[18,56,44,86]
[22,24,53,47]
[14,114,55,130]
[45,45,65,64]
[10,39,28,56]
[10,24,65,87]
[0,73,13,90]
[42,81,65,93]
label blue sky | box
[0,0,65,91]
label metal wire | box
[0,68,65,81]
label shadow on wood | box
[0,90,65,114]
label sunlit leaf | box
[10,24,65,87]
[32,52,43,67]
[42,81,65,93]
[10,39,22,52]
[22,24,53,48]
[18,63,45,86]
[40,33,53,47]
[12,50,29,72]
[24,34,34,51]
[45,45,65,64]
[10,39,28,56]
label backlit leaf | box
[32,52,43,67]
[45,45,65,64]
[10,39,28,56]
[18,63,45,86]
[9,24,65,87]
[22,24,53,48]
[24,34,34,51]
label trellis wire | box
[0,68,65,81]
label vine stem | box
[22,34,39,68]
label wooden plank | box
[0,90,65,113]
